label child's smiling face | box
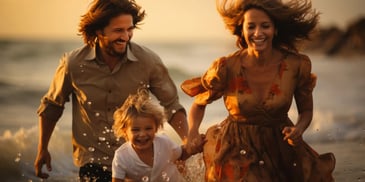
[126,116,157,152]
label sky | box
[0,0,364,42]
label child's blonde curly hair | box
[113,89,165,140]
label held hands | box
[34,149,52,179]
[282,126,304,146]
[186,131,206,155]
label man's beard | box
[105,39,129,58]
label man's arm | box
[168,110,188,143]
[34,116,57,179]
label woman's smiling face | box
[243,8,275,53]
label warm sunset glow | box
[0,0,364,41]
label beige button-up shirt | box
[37,42,184,169]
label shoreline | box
[311,141,365,182]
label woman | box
[181,0,335,181]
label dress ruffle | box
[203,117,335,182]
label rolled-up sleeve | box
[149,58,185,122]
[37,53,72,122]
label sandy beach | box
[310,141,365,182]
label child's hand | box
[187,134,206,155]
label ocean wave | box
[0,126,205,182]
[0,127,78,181]
[0,39,81,62]
[0,81,44,106]
[304,110,365,143]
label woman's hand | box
[186,132,206,155]
[186,103,207,154]
[282,126,304,146]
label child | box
[112,90,201,182]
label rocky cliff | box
[304,17,365,57]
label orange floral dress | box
[181,50,335,182]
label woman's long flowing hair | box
[216,0,320,52]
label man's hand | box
[34,149,52,179]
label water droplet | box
[146,84,150,88]
[103,166,108,171]
[104,126,111,133]
[98,137,106,142]
[87,101,92,105]
[14,157,21,163]
[161,171,167,178]
[88,147,95,152]
[103,156,109,160]
[83,133,87,136]
[293,162,297,167]
[161,171,170,181]
[171,110,176,114]
[141,176,149,182]
[259,160,264,165]
[240,149,247,155]
[95,112,100,117]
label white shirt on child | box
[112,134,185,182]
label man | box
[34,0,188,181]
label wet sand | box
[311,141,365,182]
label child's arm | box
[179,134,206,160]
[179,145,191,161]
